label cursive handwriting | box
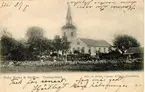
[9,78,23,85]
[0,1,29,12]
[69,0,137,12]
[31,83,69,92]
[23,77,38,89]
[4,74,142,92]
[71,77,89,90]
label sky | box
[0,0,144,46]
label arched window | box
[81,47,85,53]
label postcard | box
[0,0,144,92]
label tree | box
[61,36,70,61]
[52,35,62,53]
[26,26,44,39]
[10,41,27,61]
[26,26,50,60]
[1,30,27,61]
[113,34,140,54]
[1,32,15,60]
[61,36,70,55]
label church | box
[61,4,111,56]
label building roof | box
[79,38,111,47]
[125,47,144,54]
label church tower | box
[61,3,77,42]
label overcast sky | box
[0,0,144,46]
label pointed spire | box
[62,2,76,29]
[66,2,72,25]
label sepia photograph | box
[0,0,144,73]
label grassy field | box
[1,60,143,73]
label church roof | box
[79,38,111,47]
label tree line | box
[1,26,70,61]
[0,26,141,61]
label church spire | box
[61,3,77,42]
[66,3,72,25]
[62,2,76,30]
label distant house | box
[70,38,111,56]
[124,47,144,59]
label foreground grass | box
[1,60,143,73]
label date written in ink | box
[0,1,29,12]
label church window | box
[81,47,85,53]
[88,48,91,54]
[71,32,73,37]
[82,47,85,50]
[99,48,101,52]
[104,48,106,53]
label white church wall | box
[70,39,110,55]
[70,39,88,54]
[95,47,109,53]
[90,47,96,56]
